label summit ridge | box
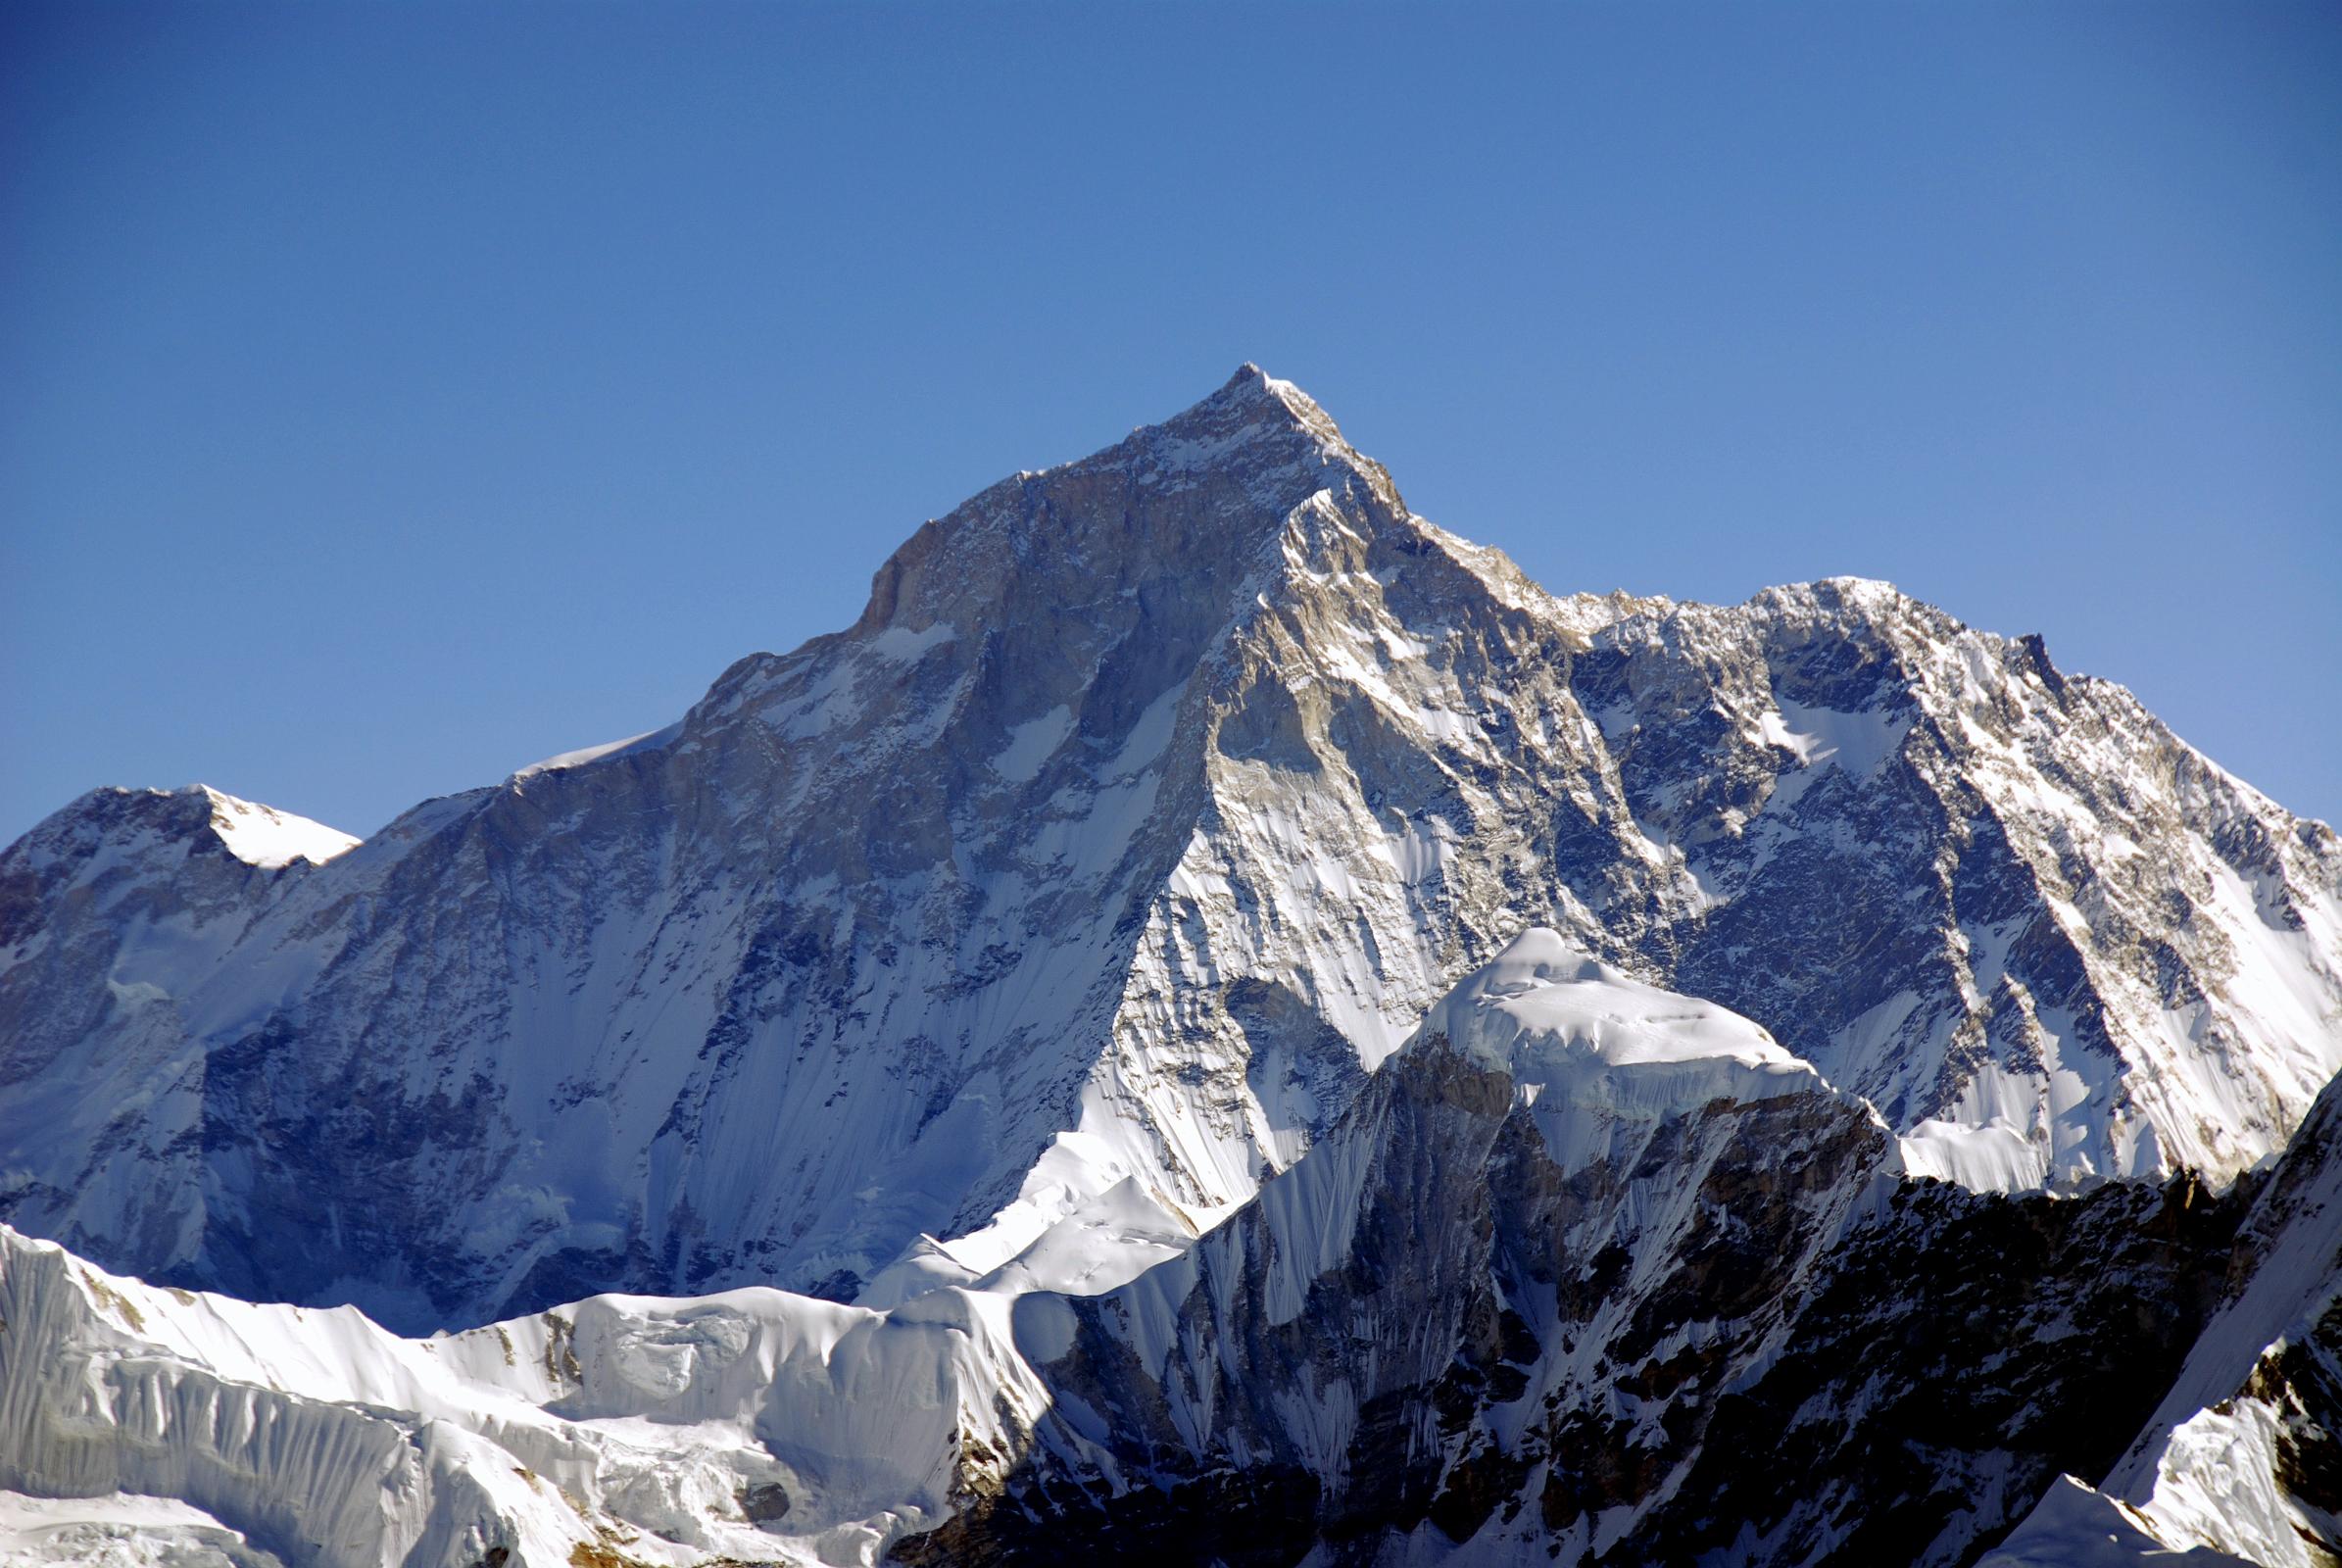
[4,368,2334,1333]
[2,368,2338,1566]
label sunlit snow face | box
[1398,928,1829,1172]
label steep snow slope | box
[1582,584,2342,1191]
[0,1218,1054,1568]
[1976,1479,2256,1568]
[1990,1069,2342,1567]
[3,368,2336,1342]
[0,785,360,1282]
[198,791,360,870]
[896,932,2261,1567]
[0,931,2308,1568]
[0,939,1842,1567]
[1418,927,1819,1124]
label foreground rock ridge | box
[1,367,2337,1566]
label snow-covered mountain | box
[899,930,2269,1567]
[2,367,2338,1566]
[1986,1063,2342,1568]
[0,931,2314,1566]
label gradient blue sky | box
[4,1,2337,843]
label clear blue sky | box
[4,1,2337,843]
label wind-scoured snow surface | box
[3,368,2340,1566]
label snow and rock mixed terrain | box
[2,368,2338,1565]
[1986,1066,2342,1567]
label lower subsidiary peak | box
[1414,926,1830,1114]
[194,785,360,869]
[5,783,358,874]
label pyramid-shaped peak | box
[1097,363,1396,513]
[4,783,358,886]
[1150,363,1348,459]
[1215,362,1330,420]
[841,365,1408,641]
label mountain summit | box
[5,369,2337,1341]
[2,369,2338,1566]
[853,364,1388,638]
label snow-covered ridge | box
[1991,1070,2342,1567]
[0,925,1888,1568]
[936,930,1926,1564]
[0,1222,1049,1567]
[511,721,682,780]
[1424,927,1813,1081]
[1251,932,1850,1309]
[197,786,358,868]
[1414,928,1840,1170]
[4,783,361,876]
[3,367,2337,1364]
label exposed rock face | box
[0,785,355,1277]
[1988,1069,2342,1567]
[3,934,2272,1568]
[5,368,2333,1338]
[1,368,2338,1567]
[897,935,2259,1568]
